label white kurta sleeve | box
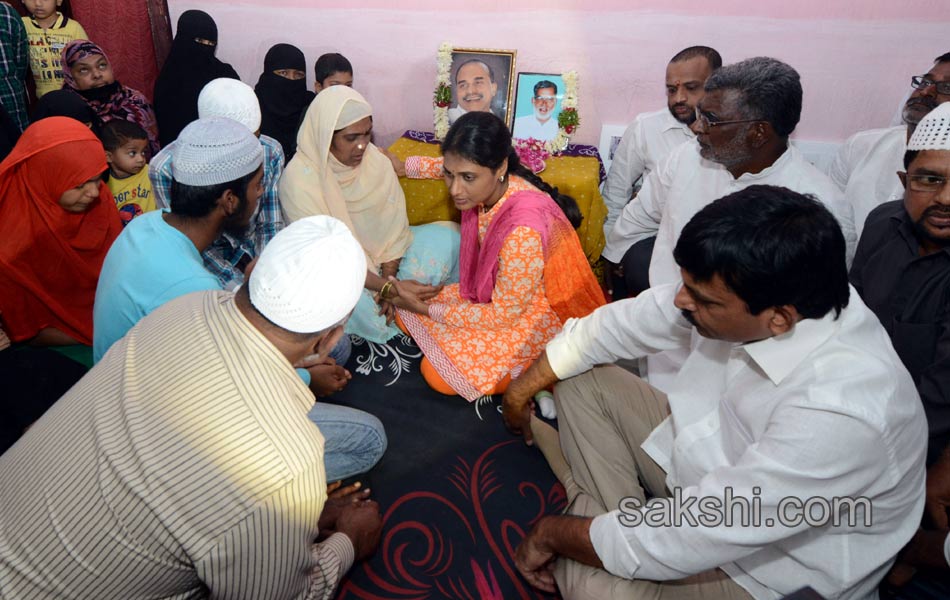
[546,283,692,380]
[602,154,671,262]
[603,121,649,237]
[589,392,903,581]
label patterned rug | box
[328,336,950,600]
[329,334,566,600]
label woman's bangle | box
[379,281,394,301]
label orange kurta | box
[400,177,600,400]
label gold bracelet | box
[379,281,393,300]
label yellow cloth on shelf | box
[387,136,607,264]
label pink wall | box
[169,0,949,148]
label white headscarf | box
[279,86,412,271]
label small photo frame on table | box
[512,73,565,143]
[434,45,516,138]
[598,124,628,174]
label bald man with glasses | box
[603,56,855,393]
[829,52,950,238]
[604,56,854,293]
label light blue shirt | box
[93,210,220,362]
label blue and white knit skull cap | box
[171,116,264,186]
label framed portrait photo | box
[512,73,566,142]
[445,47,516,127]
[598,124,629,174]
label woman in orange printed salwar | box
[392,112,604,400]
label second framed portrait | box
[447,48,516,127]
[511,73,565,142]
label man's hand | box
[502,386,536,446]
[502,352,560,446]
[515,515,600,592]
[302,359,351,397]
[335,500,383,561]
[927,447,950,528]
[318,481,372,536]
[515,518,558,593]
[886,528,950,587]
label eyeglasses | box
[533,96,556,103]
[694,108,763,129]
[902,172,949,193]
[911,75,950,95]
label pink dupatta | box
[459,189,604,323]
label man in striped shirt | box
[0,216,382,599]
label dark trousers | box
[610,235,656,299]
[0,347,87,454]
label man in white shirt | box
[606,57,856,393]
[604,57,856,289]
[0,216,383,599]
[513,79,560,141]
[502,186,927,599]
[604,46,723,231]
[603,46,721,299]
[448,59,502,124]
[829,52,950,238]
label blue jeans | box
[327,334,351,366]
[307,401,387,481]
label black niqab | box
[254,43,315,163]
[152,10,239,147]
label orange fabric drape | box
[0,117,121,344]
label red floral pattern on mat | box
[338,440,566,600]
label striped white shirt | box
[0,291,352,599]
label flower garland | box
[513,137,550,174]
[546,70,579,154]
[433,42,453,139]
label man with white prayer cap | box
[854,100,950,588]
[851,100,950,466]
[95,115,265,362]
[97,119,386,478]
[150,78,289,293]
[0,215,384,600]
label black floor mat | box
[328,334,565,600]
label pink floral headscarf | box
[61,40,160,155]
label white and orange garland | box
[548,70,579,153]
[433,42,454,139]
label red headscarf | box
[0,117,121,345]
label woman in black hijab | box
[152,9,239,147]
[254,43,315,163]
